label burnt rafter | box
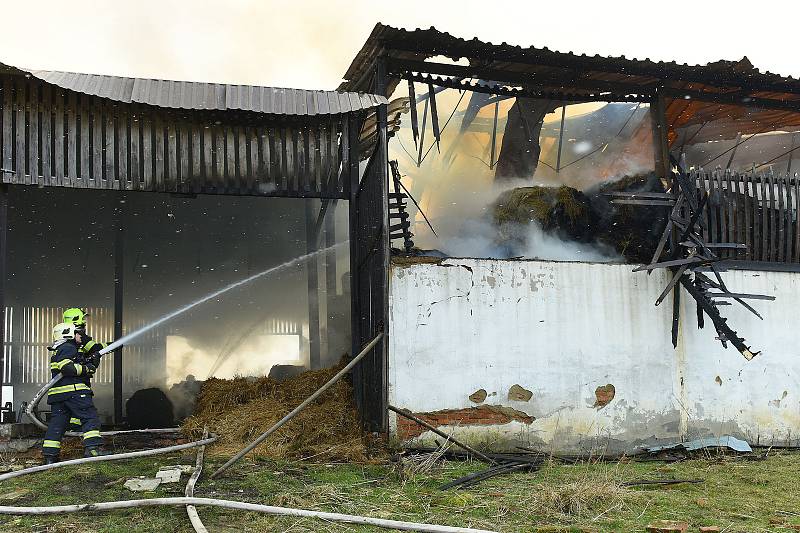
[391,58,800,114]
[400,72,642,104]
[628,161,775,359]
[365,25,800,97]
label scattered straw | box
[182,360,375,462]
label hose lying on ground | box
[0,435,218,482]
[24,374,181,436]
[0,498,499,533]
[185,429,209,533]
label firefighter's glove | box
[84,363,97,377]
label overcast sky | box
[1,1,797,90]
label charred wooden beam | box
[680,274,756,360]
[407,79,419,148]
[427,83,441,152]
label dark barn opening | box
[0,64,391,432]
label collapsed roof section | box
[340,24,800,143]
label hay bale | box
[181,360,372,462]
[493,185,596,243]
[126,388,175,429]
[589,174,667,263]
[491,176,667,263]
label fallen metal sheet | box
[646,436,752,453]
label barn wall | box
[0,74,347,198]
[388,258,800,452]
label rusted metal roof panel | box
[18,64,386,115]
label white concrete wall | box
[388,258,800,452]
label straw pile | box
[182,360,372,462]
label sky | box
[1,0,798,90]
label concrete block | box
[124,478,161,492]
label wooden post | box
[324,202,336,362]
[726,133,742,170]
[555,105,566,173]
[113,197,124,424]
[375,56,390,434]
[650,91,681,347]
[305,200,321,370]
[347,114,361,363]
[0,185,6,412]
[650,91,671,181]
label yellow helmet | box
[63,308,87,327]
[52,322,78,344]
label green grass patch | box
[0,450,799,532]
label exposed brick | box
[395,406,533,439]
[699,527,720,532]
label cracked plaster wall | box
[388,258,800,453]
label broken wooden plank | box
[655,263,689,306]
[611,199,675,206]
[680,275,756,359]
[427,83,440,152]
[633,256,709,272]
[707,292,775,301]
[388,405,495,465]
[408,79,419,148]
[622,478,703,487]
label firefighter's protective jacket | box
[47,340,92,404]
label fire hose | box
[1,333,500,533]
[25,373,180,437]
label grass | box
[0,449,799,532]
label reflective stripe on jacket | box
[47,340,93,404]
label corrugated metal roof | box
[340,23,800,96]
[339,24,800,143]
[5,65,387,115]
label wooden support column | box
[0,185,7,412]
[305,200,321,370]
[650,91,671,180]
[324,201,337,362]
[347,114,361,362]
[113,196,124,424]
[651,91,681,348]
[375,56,391,433]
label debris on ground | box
[123,478,162,492]
[155,466,186,483]
[646,520,688,532]
[621,478,703,487]
[0,488,30,501]
[182,359,374,462]
[645,436,752,454]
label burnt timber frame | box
[0,69,387,428]
[350,28,795,371]
[349,57,390,433]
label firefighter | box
[42,322,103,464]
[62,308,107,433]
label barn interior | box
[0,61,390,430]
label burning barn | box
[0,61,392,430]
[2,22,800,457]
[338,24,800,452]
